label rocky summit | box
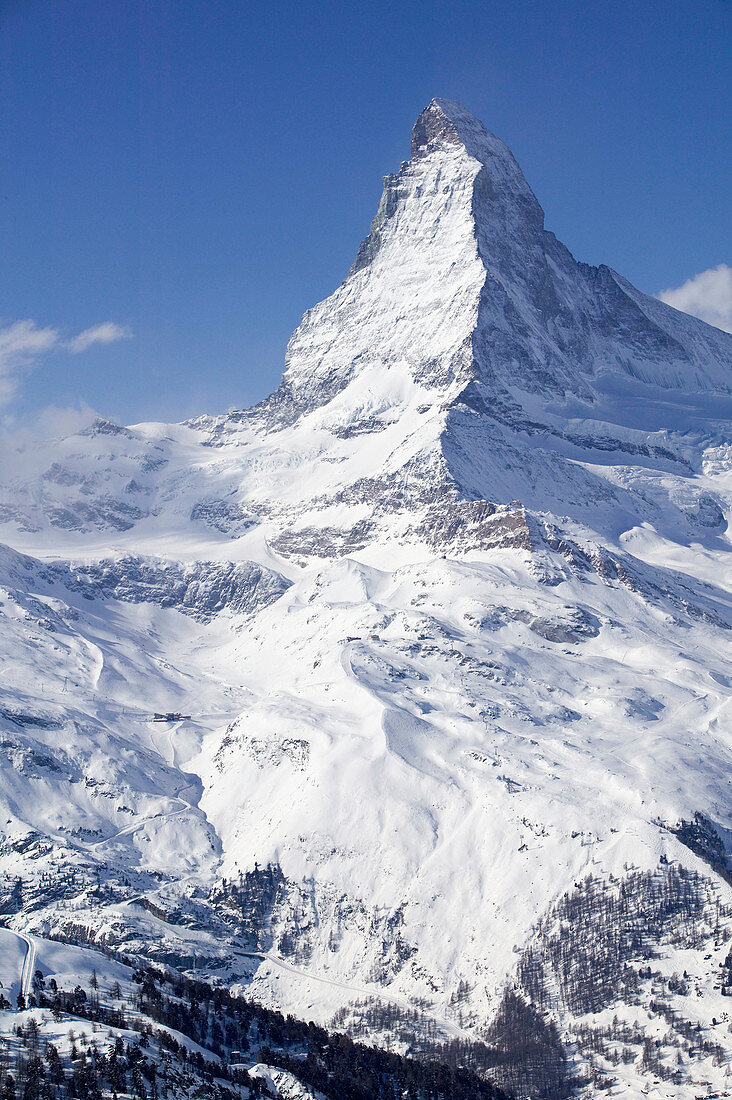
[1,99,732,1098]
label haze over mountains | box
[1,99,732,1098]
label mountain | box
[1,99,732,1098]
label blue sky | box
[1,0,730,425]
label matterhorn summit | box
[1,101,732,1098]
[2,99,731,558]
[277,96,731,416]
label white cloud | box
[0,319,59,407]
[0,318,132,409]
[658,264,732,334]
[0,401,106,480]
[67,321,132,354]
[0,401,100,447]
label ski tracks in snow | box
[0,927,36,1002]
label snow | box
[0,97,730,1096]
[0,929,30,1005]
[248,1063,326,1099]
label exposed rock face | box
[0,542,289,622]
[43,556,290,621]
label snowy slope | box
[1,99,732,1097]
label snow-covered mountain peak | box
[261,97,732,436]
[1,101,731,562]
[3,98,732,1100]
[412,97,512,160]
[411,97,544,222]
